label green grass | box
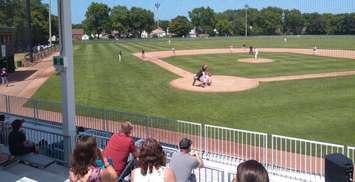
[165,52,355,77]
[32,36,355,145]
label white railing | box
[271,134,344,178]
[194,167,225,182]
[204,124,268,165]
[1,94,355,182]
[0,94,6,113]
[176,120,203,151]
[347,146,355,163]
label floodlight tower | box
[155,2,161,28]
[245,5,249,37]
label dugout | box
[0,27,15,72]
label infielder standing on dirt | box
[141,49,145,58]
[118,51,122,62]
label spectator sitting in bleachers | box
[131,138,176,182]
[169,138,204,182]
[8,119,36,156]
[69,136,117,182]
[104,122,137,176]
[232,160,269,182]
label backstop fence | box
[1,94,354,181]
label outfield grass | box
[165,52,355,77]
[33,36,355,145]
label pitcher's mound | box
[170,76,259,93]
[238,58,274,64]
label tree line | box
[82,2,355,38]
[0,0,58,51]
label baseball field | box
[32,36,355,145]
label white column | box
[58,0,76,162]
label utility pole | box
[245,5,249,38]
[49,0,52,46]
[25,0,33,62]
[282,10,286,41]
[155,2,160,28]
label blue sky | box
[42,0,355,24]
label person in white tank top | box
[132,166,166,182]
[131,138,176,182]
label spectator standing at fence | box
[131,138,176,182]
[1,67,8,87]
[69,136,117,182]
[104,122,136,177]
[169,138,204,182]
[8,119,36,156]
[232,160,269,182]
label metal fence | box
[348,146,355,163]
[271,134,344,178]
[1,94,355,182]
[1,119,66,162]
[0,95,203,151]
[31,46,58,63]
[194,167,226,182]
[204,124,268,166]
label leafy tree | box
[286,9,305,35]
[215,17,233,36]
[169,16,191,37]
[343,13,355,34]
[304,13,326,34]
[0,0,58,50]
[84,2,111,37]
[128,7,155,38]
[158,20,170,33]
[256,7,283,35]
[110,5,130,37]
[72,23,83,29]
[189,7,216,34]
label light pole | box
[155,2,160,28]
[282,10,287,42]
[245,5,249,38]
[48,0,52,46]
[25,0,33,62]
